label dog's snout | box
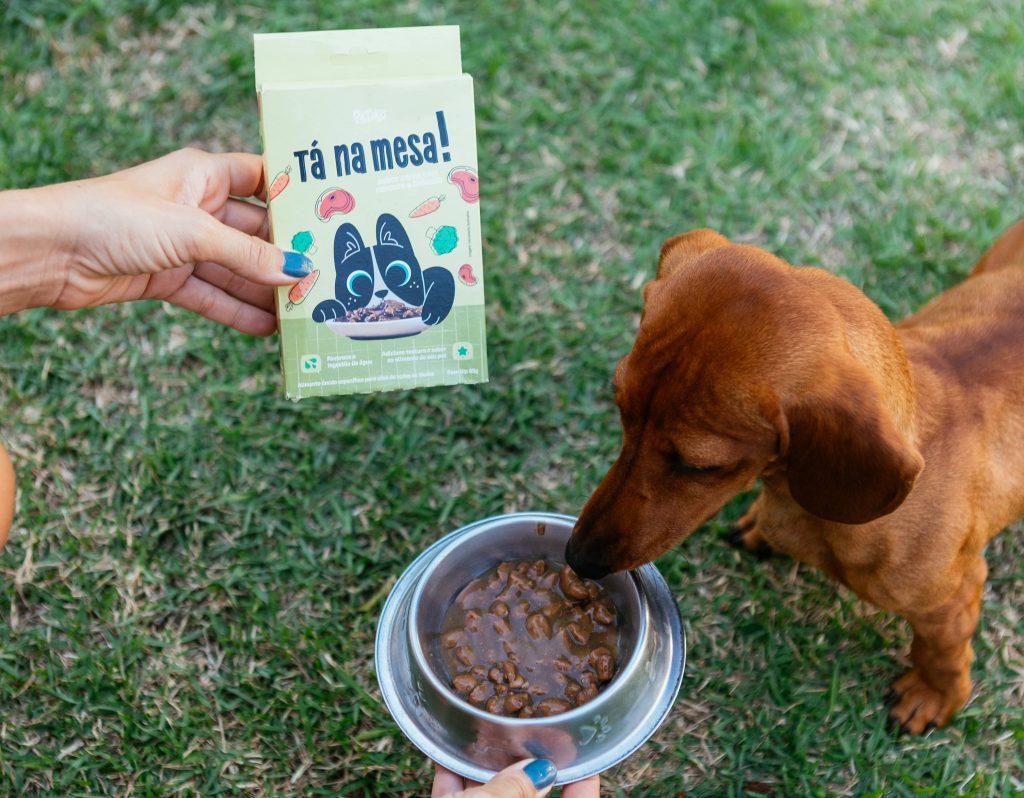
[375,289,388,298]
[565,534,613,580]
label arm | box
[0,148,309,335]
[0,184,68,316]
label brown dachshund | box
[566,221,1024,734]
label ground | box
[1,1,1022,796]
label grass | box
[1,0,1023,795]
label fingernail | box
[282,250,312,278]
[522,759,557,789]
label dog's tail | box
[970,219,1024,276]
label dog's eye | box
[386,259,412,286]
[666,452,722,476]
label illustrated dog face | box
[565,230,922,578]
[332,213,427,312]
[312,213,455,328]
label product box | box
[254,26,487,400]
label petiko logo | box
[353,108,387,124]
[300,354,321,373]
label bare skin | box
[0,147,299,334]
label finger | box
[561,776,601,798]
[432,765,466,798]
[211,151,268,200]
[193,261,276,312]
[192,214,305,287]
[461,759,556,798]
[164,273,277,336]
[217,197,269,240]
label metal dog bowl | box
[375,512,685,785]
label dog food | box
[439,560,619,718]
[345,299,422,322]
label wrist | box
[0,184,73,315]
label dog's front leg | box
[726,494,777,559]
[888,557,987,734]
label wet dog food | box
[346,299,422,322]
[439,560,619,718]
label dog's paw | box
[725,525,776,560]
[886,667,971,735]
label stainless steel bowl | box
[375,512,685,785]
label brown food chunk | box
[502,661,522,687]
[504,692,530,713]
[590,647,616,682]
[559,565,591,601]
[565,615,593,646]
[490,601,509,617]
[592,603,615,626]
[535,590,565,618]
[536,698,573,717]
[526,612,552,640]
[455,646,476,667]
[468,683,490,704]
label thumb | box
[192,215,308,287]
[462,760,557,798]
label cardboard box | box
[255,26,488,400]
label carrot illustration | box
[409,194,445,218]
[267,166,291,202]
[285,269,319,310]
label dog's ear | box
[656,229,731,280]
[970,219,1024,275]
[776,361,924,525]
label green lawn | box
[1,1,1022,796]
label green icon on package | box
[301,354,321,373]
[452,342,473,360]
[427,225,459,255]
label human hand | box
[0,148,308,335]
[432,760,600,798]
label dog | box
[565,221,1024,734]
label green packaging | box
[255,26,487,399]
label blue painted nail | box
[282,250,312,278]
[522,759,557,790]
